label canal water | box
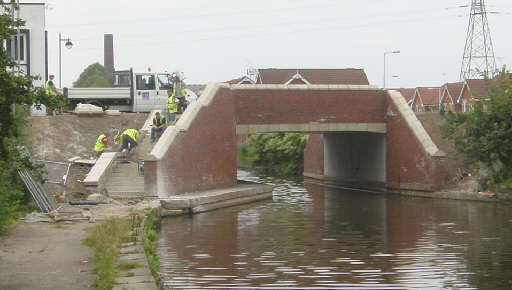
[158,170,512,289]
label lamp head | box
[65,40,73,49]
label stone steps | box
[105,161,144,199]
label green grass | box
[84,217,132,290]
[117,261,142,271]
[85,214,161,290]
[143,213,160,281]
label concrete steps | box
[105,161,145,199]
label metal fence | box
[36,160,71,185]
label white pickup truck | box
[63,69,194,112]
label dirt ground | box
[26,113,148,200]
[0,222,95,290]
[26,113,148,162]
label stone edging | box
[113,219,158,290]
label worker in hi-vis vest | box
[120,129,139,161]
[166,89,178,124]
[93,133,109,158]
[46,74,64,113]
[45,74,59,96]
[171,74,187,114]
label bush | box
[442,70,512,189]
[0,5,65,233]
[238,133,308,176]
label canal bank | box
[304,177,512,203]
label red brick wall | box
[303,133,324,177]
[234,90,387,124]
[385,95,446,190]
[156,88,237,195]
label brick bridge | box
[145,83,446,197]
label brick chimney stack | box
[104,34,114,77]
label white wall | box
[16,3,46,116]
[18,3,46,87]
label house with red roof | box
[255,68,370,85]
[396,88,415,106]
[457,79,489,112]
[439,82,464,112]
[225,76,255,85]
[410,87,441,112]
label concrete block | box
[120,246,143,254]
[118,267,152,277]
[113,282,157,290]
[191,192,273,213]
[74,103,103,115]
[87,193,109,203]
[105,109,121,116]
[236,125,249,135]
[309,122,321,132]
[187,185,273,207]
[160,198,191,209]
[367,123,386,133]
[116,276,155,284]
[323,122,335,131]
[119,254,147,264]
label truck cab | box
[113,69,173,112]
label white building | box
[5,3,47,115]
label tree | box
[238,133,308,176]
[73,62,112,88]
[0,3,62,233]
[442,70,512,188]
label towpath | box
[0,222,94,290]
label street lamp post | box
[383,50,400,89]
[58,33,73,88]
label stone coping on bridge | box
[388,90,446,158]
[236,122,387,134]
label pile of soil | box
[26,113,148,162]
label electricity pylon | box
[459,0,498,80]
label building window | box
[6,34,27,63]
[3,30,30,75]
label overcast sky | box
[30,0,512,88]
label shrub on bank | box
[238,133,308,176]
[442,70,512,189]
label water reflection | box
[158,170,512,289]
